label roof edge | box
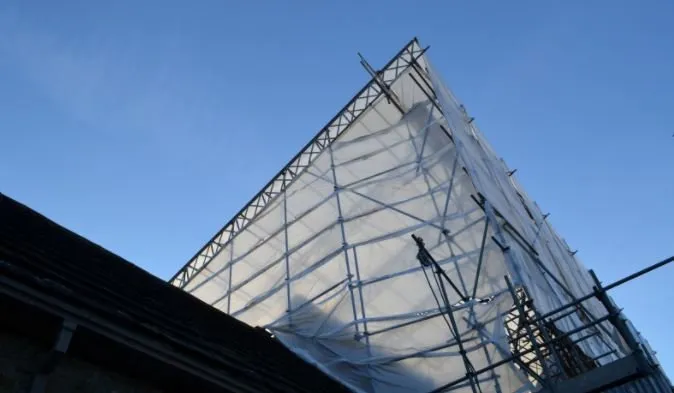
[170,38,425,288]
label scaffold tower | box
[170,39,673,393]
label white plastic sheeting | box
[181,47,635,392]
[424,63,633,368]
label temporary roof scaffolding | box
[170,39,669,393]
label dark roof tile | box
[0,193,347,393]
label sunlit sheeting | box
[173,40,661,392]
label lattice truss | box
[172,39,633,392]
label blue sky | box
[1,0,673,376]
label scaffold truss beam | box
[170,38,425,288]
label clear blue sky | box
[1,0,673,376]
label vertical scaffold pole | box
[436,264,479,393]
[589,270,650,373]
[329,144,362,340]
[414,234,479,393]
[352,247,370,346]
[283,171,292,322]
[227,239,234,314]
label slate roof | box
[0,193,348,393]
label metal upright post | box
[282,171,293,322]
[471,217,490,300]
[227,240,234,314]
[435,264,479,393]
[413,234,478,393]
[416,106,435,174]
[589,270,650,373]
[438,152,474,297]
[329,144,362,340]
[352,247,370,346]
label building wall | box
[0,331,161,393]
[0,330,38,392]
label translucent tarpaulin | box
[172,40,645,392]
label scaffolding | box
[170,39,672,393]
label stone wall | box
[0,331,161,393]
[0,331,36,392]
